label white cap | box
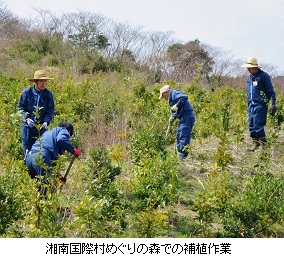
[159,85,170,99]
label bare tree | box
[0,2,29,40]
[204,44,281,89]
[202,44,244,88]
[102,20,145,60]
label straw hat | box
[159,85,170,99]
[27,70,54,82]
[241,57,261,68]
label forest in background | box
[1,1,284,87]
[0,2,283,238]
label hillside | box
[0,70,283,238]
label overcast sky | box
[2,0,284,74]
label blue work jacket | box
[18,86,54,124]
[168,90,194,119]
[246,69,276,107]
[30,127,75,164]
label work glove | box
[171,104,178,112]
[271,104,277,115]
[26,118,34,128]
[169,116,175,125]
[73,149,81,157]
[40,122,48,131]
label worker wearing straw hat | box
[241,57,277,151]
[18,70,55,159]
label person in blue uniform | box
[25,122,81,195]
[159,85,195,159]
[18,70,55,157]
[242,57,277,151]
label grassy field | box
[0,71,283,238]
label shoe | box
[259,137,267,149]
[247,138,260,152]
[178,153,187,160]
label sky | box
[2,0,284,73]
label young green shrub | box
[213,133,234,168]
[130,153,180,210]
[192,86,246,140]
[2,155,75,238]
[129,207,169,238]
[73,145,126,237]
[0,72,24,160]
[128,124,167,164]
[221,173,284,238]
[0,160,26,235]
[87,144,121,183]
[74,195,126,238]
[192,169,237,237]
[4,194,70,238]
[267,93,284,141]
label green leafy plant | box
[130,153,180,210]
[221,173,284,237]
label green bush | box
[0,159,29,235]
[73,145,126,237]
[130,153,180,209]
[222,173,284,237]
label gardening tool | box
[58,156,76,193]
[166,111,176,138]
[63,156,76,180]
[165,121,171,137]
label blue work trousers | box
[176,115,195,158]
